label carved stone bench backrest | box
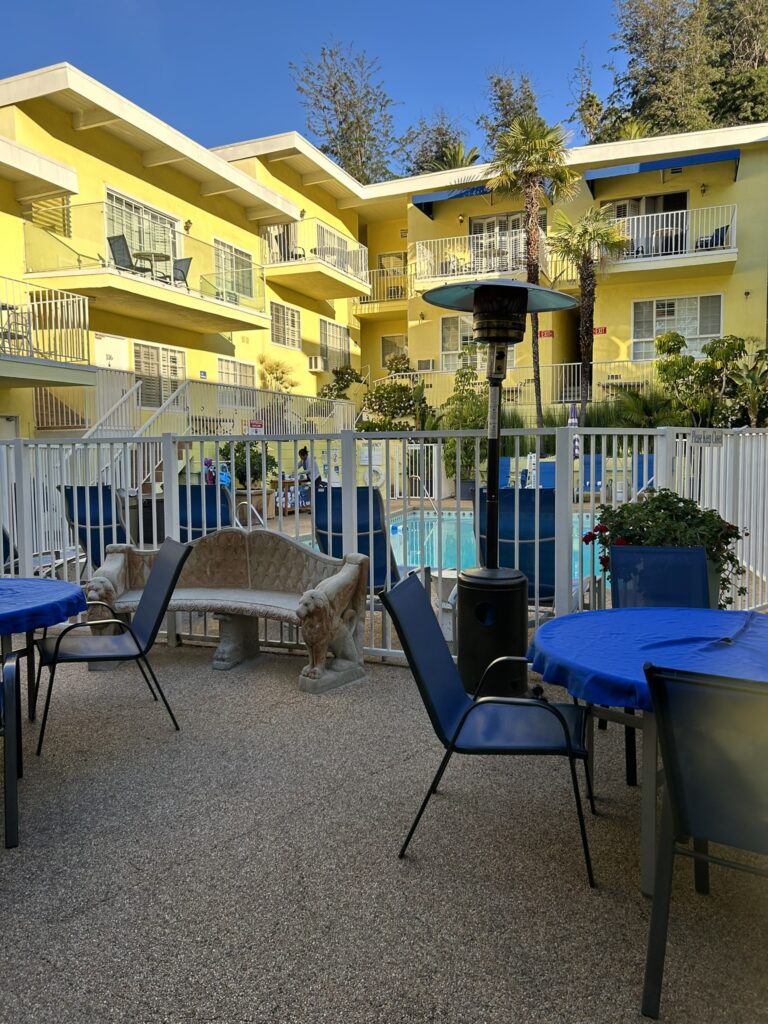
[121,528,344,595]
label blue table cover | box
[528,608,768,712]
[0,578,86,637]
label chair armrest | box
[473,654,530,699]
[86,599,118,617]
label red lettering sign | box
[538,329,554,338]
[593,327,607,335]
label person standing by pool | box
[297,446,322,488]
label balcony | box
[413,230,532,289]
[547,206,737,286]
[353,268,410,319]
[259,218,370,300]
[0,275,94,388]
[23,203,269,334]
[387,359,657,412]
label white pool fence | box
[1,427,766,657]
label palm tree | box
[727,351,768,426]
[487,118,578,426]
[547,207,628,423]
[427,141,481,171]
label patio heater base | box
[457,567,529,697]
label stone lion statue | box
[297,552,368,683]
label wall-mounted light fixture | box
[184,219,193,233]
[744,290,751,299]
[419,311,426,321]
[700,184,708,196]
[458,213,465,225]
[300,208,306,219]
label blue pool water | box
[389,510,591,578]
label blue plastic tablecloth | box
[0,578,86,637]
[528,608,768,712]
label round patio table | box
[527,607,768,894]
[0,577,86,725]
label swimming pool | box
[389,509,592,578]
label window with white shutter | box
[320,320,351,370]
[270,301,302,349]
[440,316,490,372]
[106,191,178,264]
[381,334,407,366]
[134,342,186,408]
[218,357,255,388]
[214,240,254,299]
[631,294,722,360]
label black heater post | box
[422,279,577,697]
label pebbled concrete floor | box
[1,645,766,1024]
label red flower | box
[582,531,596,545]
[594,523,608,534]
[599,554,610,570]
[614,537,629,546]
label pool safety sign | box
[248,420,265,435]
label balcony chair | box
[107,235,153,276]
[476,487,556,605]
[380,573,595,886]
[173,257,192,289]
[609,545,710,788]
[34,537,191,757]
[60,485,128,573]
[641,664,768,1019]
[177,483,235,543]
[2,654,20,848]
[695,224,729,250]
[314,484,401,594]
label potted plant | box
[220,441,279,520]
[582,488,747,608]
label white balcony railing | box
[387,359,658,409]
[260,218,369,284]
[356,268,410,305]
[612,204,737,260]
[0,275,89,365]
[413,230,528,283]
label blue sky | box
[1,0,621,159]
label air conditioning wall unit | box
[308,356,329,373]
[416,359,435,371]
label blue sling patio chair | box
[476,487,556,604]
[608,545,710,788]
[380,573,595,886]
[34,538,191,756]
[313,483,400,593]
[537,461,556,489]
[60,485,128,572]
[177,483,235,543]
[641,664,768,1019]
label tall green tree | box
[477,72,543,153]
[289,41,399,183]
[398,110,468,175]
[486,118,578,427]
[708,0,768,124]
[426,141,481,172]
[547,208,628,423]
[567,50,605,143]
[609,0,721,134]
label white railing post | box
[13,439,33,577]
[655,427,676,491]
[554,428,573,615]
[340,429,358,553]
[161,433,180,541]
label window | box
[214,240,253,300]
[377,251,407,272]
[106,191,178,264]
[631,294,722,360]
[270,301,301,349]
[133,342,186,408]
[381,334,407,367]
[440,315,490,372]
[217,357,255,388]
[320,320,351,370]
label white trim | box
[270,299,302,349]
[630,292,724,361]
[380,333,407,367]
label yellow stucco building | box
[0,62,765,436]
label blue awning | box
[583,149,740,196]
[412,185,489,218]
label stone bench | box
[85,528,369,693]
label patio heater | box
[422,280,577,696]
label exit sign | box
[593,327,607,335]
[538,329,554,338]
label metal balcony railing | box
[23,202,267,314]
[0,275,89,365]
[355,268,411,305]
[611,204,737,260]
[413,230,528,283]
[259,218,369,284]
